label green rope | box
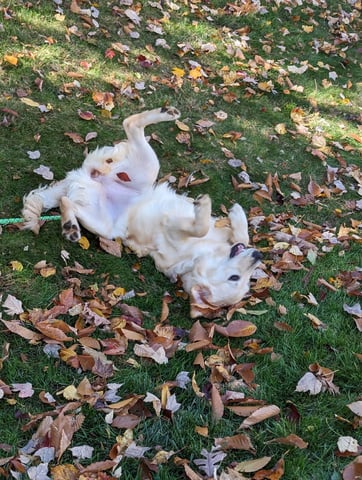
[0,215,61,226]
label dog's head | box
[182,243,262,318]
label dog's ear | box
[189,285,225,319]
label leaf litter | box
[1,0,361,478]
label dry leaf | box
[99,237,122,257]
[235,457,271,473]
[295,372,322,395]
[342,456,362,480]
[240,405,280,428]
[214,320,257,338]
[215,434,255,453]
[211,383,224,421]
[338,436,359,453]
[268,433,308,449]
[2,294,24,315]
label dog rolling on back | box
[22,107,262,318]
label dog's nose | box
[252,250,263,261]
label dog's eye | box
[228,275,240,281]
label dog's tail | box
[22,181,67,234]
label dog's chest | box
[97,176,141,217]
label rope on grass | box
[0,215,61,226]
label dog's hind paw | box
[160,106,181,120]
[62,220,81,242]
[193,194,211,212]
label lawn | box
[0,1,361,479]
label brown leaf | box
[252,457,285,480]
[1,319,42,343]
[51,464,79,480]
[79,460,116,474]
[273,321,293,332]
[342,456,362,480]
[268,433,308,449]
[99,237,123,257]
[308,178,324,197]
[235,457,272,474]
[112,414,141,429]
[215,434,256,453]
[215,320,257,338]
[228,405,262,417]
[189,320,210,342]
[240,405,280,428]
[78,110,96,121]
[35,321,74,342]
[211,383,224,421]
[184,463,204,480]
[64,132,84,144]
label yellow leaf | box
[113,287,126,297]
[257,81,274,92]
[4,55,18,66]
[195,425,209,437]
[172,67,185,78]
[188,66,202,79]
[302,25,314,33]
[100,109,112,118]
[20,98,40,108]
[40,266,56,278]
[9,261,23,272]
[60,385,80,400]
[275,123,287,135]
[175,120,190,132]
[78,236,90,249]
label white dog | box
[22,107,262,318]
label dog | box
[22,106,262,318]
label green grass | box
[0,1,361,479]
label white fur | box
[22,107,261,317]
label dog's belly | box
[97,177,143,221]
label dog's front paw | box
[62,220,81,242]
[160,106,181,120]
[194,194,211,212]
[229,202,244,219]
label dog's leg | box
[123,106,180,141]
[228,203,250,246]
[164,194,212,238]
[59,196,82,242]
[120,107,181,187]
[22,180,68,234]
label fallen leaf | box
[295,372,322,395]
[347,401,362,417]
[78,236,90,250]
[99,237,122,257]
[338,436,359,453]
[214,320,257,338]
[235,457,271,473]
[12,382,34,398]
[240,405,280,428]
[2,294,24,315]
[78,110,96,121]
[215,434,255,453]
[268,433,308,449]
[342,456,362,480]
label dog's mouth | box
[229,243,245,258]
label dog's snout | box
[230,243,245,258]
[252,250,263,262]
